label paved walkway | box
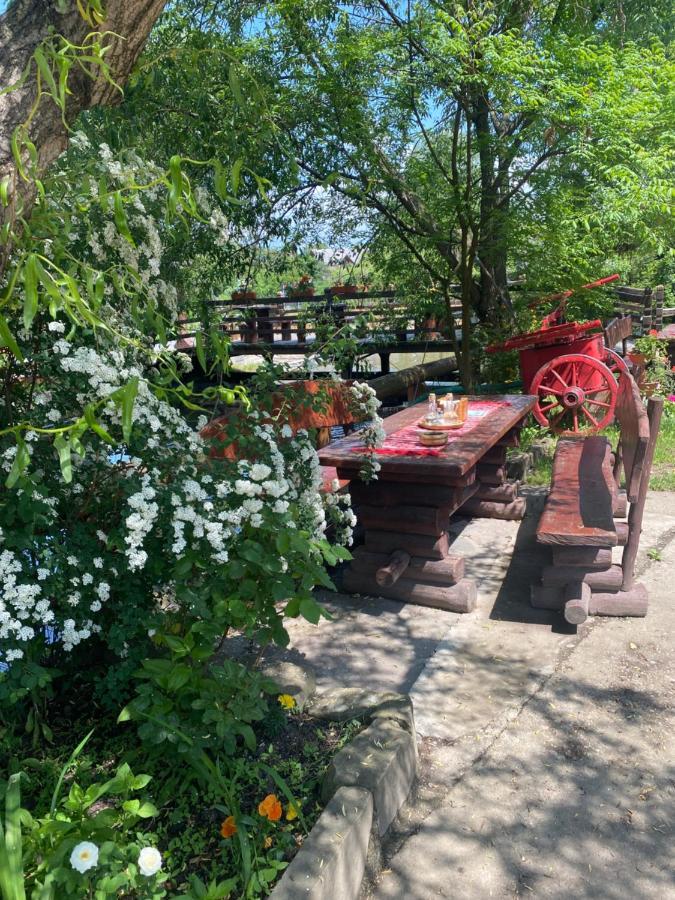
[274,490,675,899]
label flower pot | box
[232,290,256,301]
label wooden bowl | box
[418,429,449,448]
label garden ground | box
[265,489,675,898]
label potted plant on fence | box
[231,283,257,301]
[289,274,314,298]
[629,331,675,397]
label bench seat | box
[537,436,617,547]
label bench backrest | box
[614,373,650,503]
[603,316,633,350]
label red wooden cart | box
[488,276,629,434]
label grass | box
[521,404,675,492]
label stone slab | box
[308,688,415,733]
[323,719,417,835]
[271,786,373,900]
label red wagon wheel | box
[604,347,630,378]
[530,353,618,434]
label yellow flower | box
[263,836,273,849]
[286,802,299,821]
[278,694,296,710]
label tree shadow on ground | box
[377,650,674,899]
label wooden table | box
[319,395,536,613]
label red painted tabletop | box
[318,394,537,478]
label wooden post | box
[379,352,391,375]
[621,398,663,590]
[376,550,411,587]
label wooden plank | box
[563,582,591,625]
[551,547,612,569]
[342,467,477,488]
[351,548,465,585]
[616,522,629,545]
[589,584,648,617]
[349,480,463,508]
[475,481,519,502]
[319,395,537,478]
[476,464,506,485]
[355,503,450,536]
[542,564,623,591]
[457,497,526,520]
[621,398,663,590]
[537,437,617,546]
[480,446,507,465]
[614,374,650,503]
[342,571,477,613]
[364,529,449,560]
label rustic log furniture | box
[532,375,663,623]
[318,395,536,613]
[605,284,665,356]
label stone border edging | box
[271,688,418,900]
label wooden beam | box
[343,571,477,613]
[563,582,591,625]
[375,551,411,587]
[589,584,648,617]
[351,548,465,584]
[457,497,526,520]
[364,529,449,560]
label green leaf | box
[113,191,134,244]
[299,596,322,625]
[230,158,244,195]
[228,66,244,105]
[0,176,9,206]
[6,435,29,488]
[53,434,72,483]
[0,773,26,900]
[23,253,38,331]
[0,314,23,361]
[112,377,138,443]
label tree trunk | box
[0,0,167,255]
[475,98,511,327]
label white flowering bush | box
[0,317,357,716]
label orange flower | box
[258,794,282,821]
[649,329,658,336]
[220,816,237,838]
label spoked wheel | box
[530,353,618,434]
[604,347,630,379]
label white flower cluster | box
[349,381,385,481]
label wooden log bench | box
[532,373,662,623]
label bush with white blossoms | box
[0,306,357,716]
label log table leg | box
[341,469,478,613]
[458,425,527,520]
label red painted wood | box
[319,395,536,479]
[614,374,650,504]
[537,437,617,546]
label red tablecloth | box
[350,400,509,457]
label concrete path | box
[272,489,675,899]
[371,499,675,899]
